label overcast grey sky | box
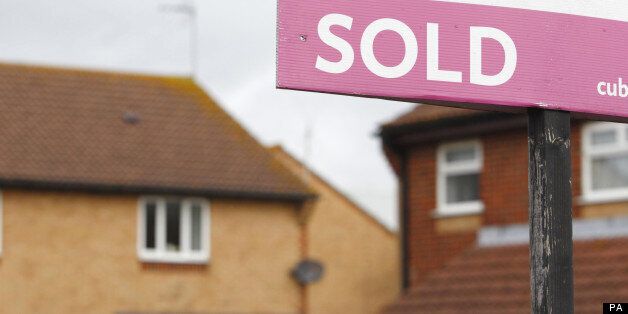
[0,0,626,229]
[0,0,414,229]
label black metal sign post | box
[528,109,574,314]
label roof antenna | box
[302,121,314,183]
[159,0,198,78]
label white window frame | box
[582,122,628,203]
[436,140,484,217]
[137,196,210,264]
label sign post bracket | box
[528,108,574,314]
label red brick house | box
[380,105,628,313]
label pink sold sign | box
[277,0,628,121]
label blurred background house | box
[380,105,628,313]
[0,63,398,314]
[4,1,627,313]
[271,146,399,314]
[0,0,412,231]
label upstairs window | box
[138,197,210,264]
[437,140,484,216]
[582,122,628,202]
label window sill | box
[432,204,485,219]
[141,262,207,271]
[578,194,628,206]
[138,254,209,265]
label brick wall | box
[403,122,583,287]
[270,146,400,314]
[0,190,303,314]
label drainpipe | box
[400,150,410,291]
[297,199,315,314]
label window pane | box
[191,203,202,251]
[592,155,628,190]
[446,174,479,203]
[446,146,476,163]
[144,201,157,249]
[591,129,616,145]
[166,201,181,252]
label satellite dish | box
[292,259,324,285]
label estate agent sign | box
[277,0,628,121]
[277,1,628,313]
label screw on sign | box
[277,1,628,313]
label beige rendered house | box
[270,146,400,314]
[0,63,314,314]
[0,63,398,314]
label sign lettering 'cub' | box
[598,78,628,98]
[315,14,517,87]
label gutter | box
[0,178,317,203]
[380,112,527,148]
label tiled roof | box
[383,104,490,129]
[0,63,312,200]
[383,238,628,314]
